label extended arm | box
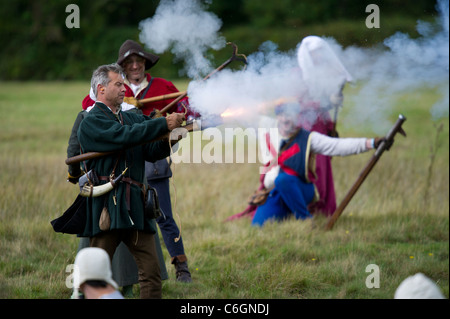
[310,132,376,157]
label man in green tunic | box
[77,63,185,299]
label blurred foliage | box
[0,0,438,80]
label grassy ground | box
[0,80,448,299]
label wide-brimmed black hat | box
[117,39,159,70]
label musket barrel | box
[139,91,186,104]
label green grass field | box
[0,80,448,299]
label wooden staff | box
[324,114,407,230]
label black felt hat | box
[117,39,159,70]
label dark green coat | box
[67,110,87,178]
[77,102,171,237]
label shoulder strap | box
[139,77,154,99]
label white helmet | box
[73,247,118,297]
[394,273,445,299]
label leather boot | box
[171,255,192,283]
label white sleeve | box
[263,165,279,190]
[310,131,370,156]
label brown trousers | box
[90,229,162,299]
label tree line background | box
[0,0,438,80]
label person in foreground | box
[77,63,185,298]
[252,102,389,227]
[81,40,196,283]
[73,247,124,299]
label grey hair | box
[91,63,125,97]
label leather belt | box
[99,176,144,211]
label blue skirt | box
[252,171,315,226]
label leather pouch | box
[145,186,161,219]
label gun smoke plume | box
[139,0,226,79]
[189,41,306,128]
[139,0,449,133]
[331,0,449,132]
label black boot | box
[172,255,192,283]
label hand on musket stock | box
[169,114,223,144]
[166,112,186,131]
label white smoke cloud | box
[140,0,449,133]
[330,0,449,132]
[139,0,226,79]
[188,41,305,128]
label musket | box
[123,91,186,107]
[65,115,224,166]
[325,114,407,230]
[65,120,199,166]
[158,42,247,115]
